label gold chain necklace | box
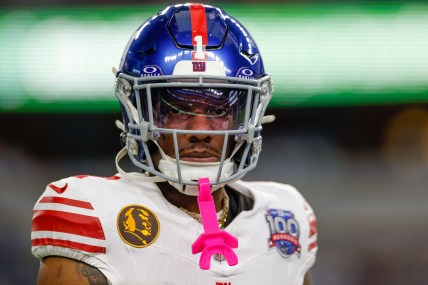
[180,191,229,229]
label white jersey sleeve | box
[31,175,109,271]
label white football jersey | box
[32,175,317,285]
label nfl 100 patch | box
[266,209,301,258]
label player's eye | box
[207,107,229,117]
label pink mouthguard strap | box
[191,178,238,270]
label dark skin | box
[38,256,108,285]
[37,105,313,284]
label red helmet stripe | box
[189,3,208,46]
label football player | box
[32,3,317,284]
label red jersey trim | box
[308,241,318,252]
[48,183,68,194]
[74,174,121,180]
[308,213,318,237]
[39,196,94,210]
[32,238,106,254]
[32,210,105,240]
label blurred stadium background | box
[1,0,428,284]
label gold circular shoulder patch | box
[117,204,160,248]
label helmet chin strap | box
[115,147,166,183]
[115,120,166,183]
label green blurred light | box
[1,3,428,113]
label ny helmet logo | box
[192,61,206,72]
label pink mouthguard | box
[191,178,238,270]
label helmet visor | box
[141,87,249,131]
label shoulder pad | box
[31,177,106,259]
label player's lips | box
[180,149,220,162]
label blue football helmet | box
[114,3,273,195]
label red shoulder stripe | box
[73,174,121,180]
[74,174,90,179]
[39,196,94,210]
[308,213,318,237]
[32,210,105,240]
[32,238,106,253]
[308,241,318,252]
[105,175,121,180]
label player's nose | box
[185,113,213,143]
